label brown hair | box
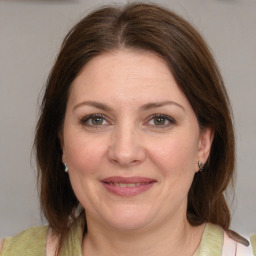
[35,2,235,254]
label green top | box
[0,217,254,256]
[251,234,256,256]
[1,225,48,256]
[194,223,223,256]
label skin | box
[61,49,213,256]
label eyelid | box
[79,113,111,126]
[146,114,176,126]
[79,113,176,128]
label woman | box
[0,2,255,256]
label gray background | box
[0,0,255,237]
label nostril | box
[107,136,146,166]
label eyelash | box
[79,114,110,127]
[146,114,176,127]
[79,113,176,128]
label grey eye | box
[80,114,109,126]
[148,115,174,126]
[153,117,168,125]
[90,116,104,125]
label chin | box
[101,205,155,231]
[107,218,152,231]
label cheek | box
[144,134,199,216]
[148,133,199,178]
[63,131,108,176]
[63,134,109,209]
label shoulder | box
[0,239,4,254]
[223,226,255,256]
[0,225,48,256]
[223,229,254,255]
[197,223,255,256]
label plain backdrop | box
[0,0,255,237]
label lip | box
[101,176,156,197]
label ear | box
[58,130,66,163]
[196,127,214,171]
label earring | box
[64,163,69,173]
[198,161,203,172]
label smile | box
[107,182,151,187]
[101,176,156,196]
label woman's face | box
[62,50,212,231]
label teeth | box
[111,183,148,187]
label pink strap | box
[223,231,237,255]
[236,242,253,255]
[46,228,58,256]
[223,231,253,256]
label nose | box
[107,124,146,167]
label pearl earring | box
[64,163,69,173]
[198,161,203,172]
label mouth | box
[101,176,156,196]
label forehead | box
[68,49,188,107]
[76,49,172,82]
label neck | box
[82,213,204,256]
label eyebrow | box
[73,100,185,112]
[140,101,185,112]
[73,101,112,112]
